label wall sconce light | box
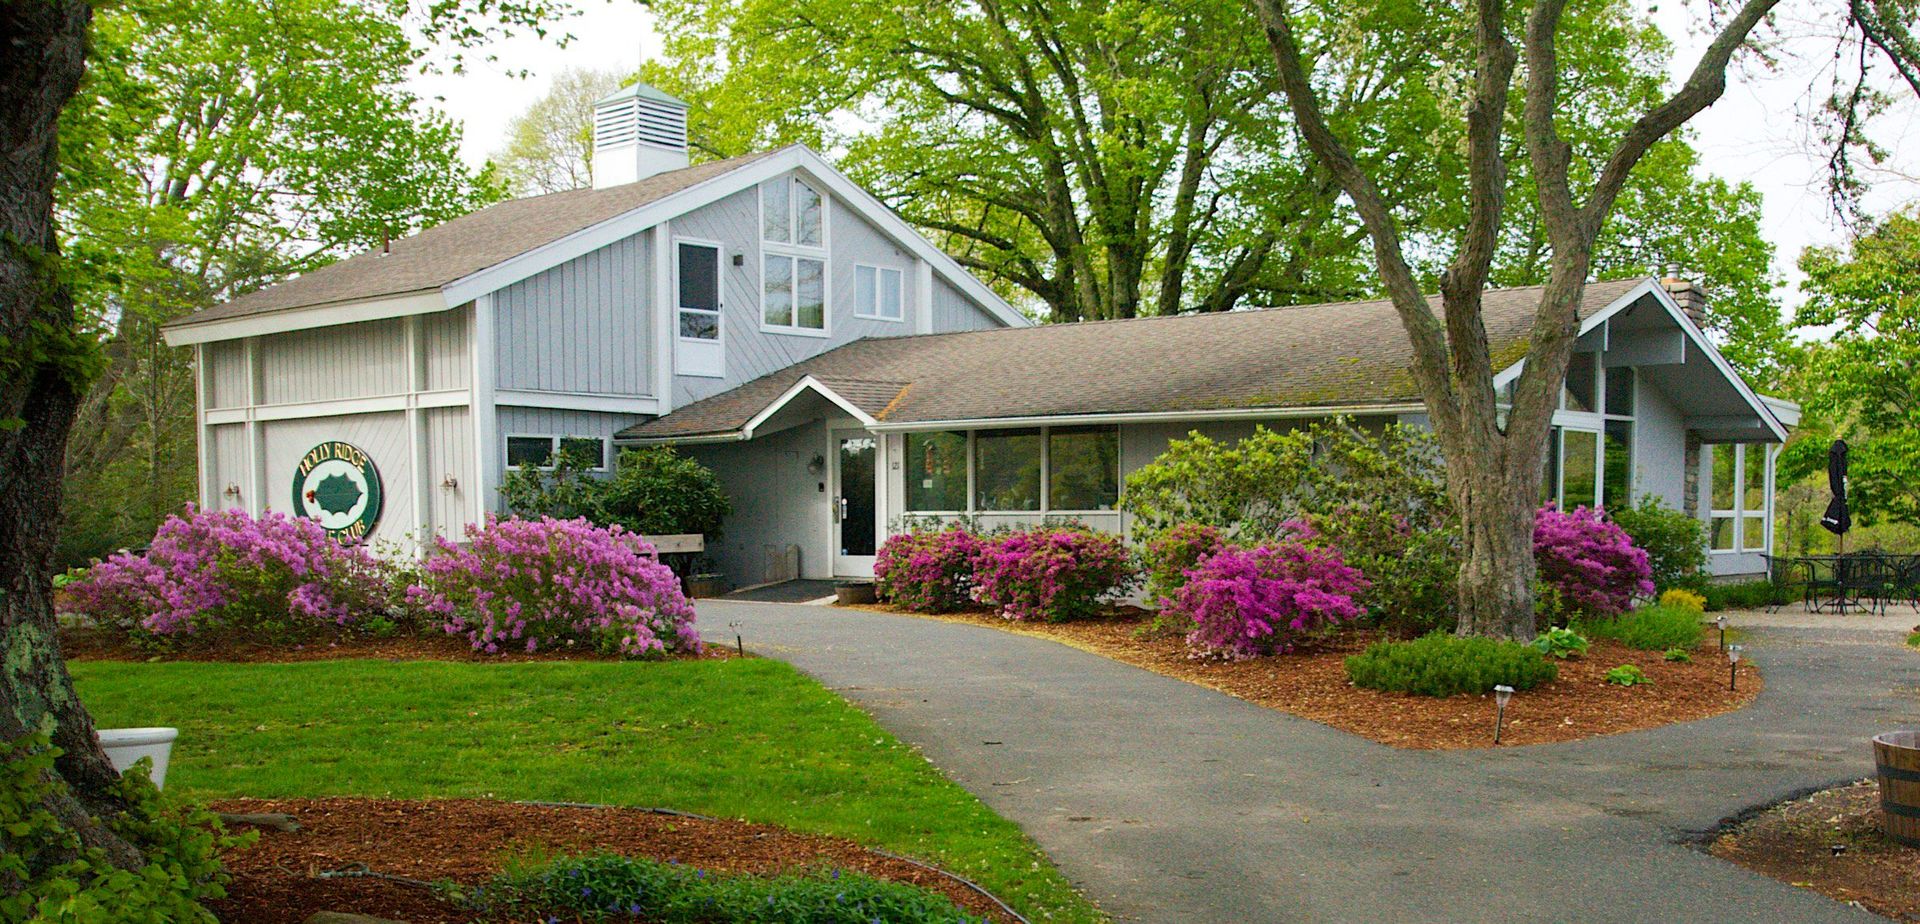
[1493,684,1515,744]
[440,474,459,490]
[806,454,826,475]
[223,483,241,498]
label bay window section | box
[1707,443,1770,554]
[903,425,1121,515]
[974,429,1042,511]
[905,431,968,512]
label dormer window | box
[761,176,829,335]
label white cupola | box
[590,81,691,189]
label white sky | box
[409,0,1919,310]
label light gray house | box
[163,83,1793,585]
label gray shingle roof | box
[619,278,1650,440]
[166,150,780,330]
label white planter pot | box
[97,727,178,790]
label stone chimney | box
[590,82,691,189]
[1659,263,1709,329]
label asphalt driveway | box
[702,599,1917,923]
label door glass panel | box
[838,436,876,557]
[679,310,719,340]
[1743,515,1766,552]
[1602,419,1632,509]
[975,428,1041,511]
[1711,516,1736,551]
[906,431,967,511]
[1560,429,1598,509]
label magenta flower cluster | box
[1168,539,1369,661]
[59,505,388,641]
[972,527,1135,623]
[873,528,984,613]
[410,515,699,657]
[1533,504,1654,618]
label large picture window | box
[762,255,826,331]
[1542,365,1634,510]
[761,176,828,334]
[904,425,1120,515]
[1708,443,1770,553]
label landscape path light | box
[1717,614,1728,652]
[1727,644,1743,692]
[1493,684,1515,745]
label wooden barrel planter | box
[1874,730,1920,847]
[835,581,877,605]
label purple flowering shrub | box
[1140,523,1229,607]
[873,528,983,613]
[59,505,391,644]
[1168,539,1370,660]
[411,515,699,657]
[1533,504,1654,619]
[972,527,1135,622]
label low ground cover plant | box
[973,527,1134,622]
[1165,535,1369,660]
[1605,664,1650,686]
[873,528,984,613]
[1530,626,1590,660]
[60,506,395,645]
[1345,633,1558,697]
[1907,631,1920,649]
[411,516,700,656]
[472,853,988,923]
[1578,603,1705,651]
[1533,505,1654,619]
[1664,647,1693,662]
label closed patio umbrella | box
[1821,439,1851,538]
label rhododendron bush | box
[873,528,983,613]
[59,506,391,643]
[1167,537,1369,660]
[1140,523,1228,607]
[973,527,1134,622]
[1533,504,1654,619]
[412,515,699,656]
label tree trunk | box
[0,0,143,875]
[1452,456,1539,640]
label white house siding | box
[205,340,248,409]
[260,318,411,404]
[931,275,1003,331]
[1631,379,1688,511]
[259,413,415,547]
[687,418,836,584]
[424,306,471,391]
[205,424,250,511]
[424,406,475,541]
[667,178,1007,409]
[493,234,653,396]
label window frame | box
[852,263,905,322]
[505,435,609,473]
[901,425,1121,516]
[759,175,831,337]
[1543,364,1635,510]
[1706,442,1771,555]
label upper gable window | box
[762,177,824,248]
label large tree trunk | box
[0,0,142,875]
[1452,454,1540,640]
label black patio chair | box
[1801,556,1841,613]
[1838,553,1895,616]
[1890,555,1920,612]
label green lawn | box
[73,657,1101,923]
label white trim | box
[651,223,675,410]
[914,259,934,335]
[741,375,879,435]
[866,402,1425,434]
[470,293,498,519]
[205,389,471,425]
[851,263,906,322]
[495,390,665,415]
[194,344,212,509]
[163,290,448,346]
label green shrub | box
[1578,603,1705,651]
[1906,630,1920,649]
[1139,523,1228,607]
[1530,626,1590,659]
[1663,647,1692,662]
[501,445,732,539]
[1345,633,1558,697]
[1701,579,1793,612]
[1658,588,1706,613]
[1,731,248,922]
[1605,664,1650,686]
[471,852,984,923]
[1607,496,1707,592]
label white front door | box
[831,429,878,577]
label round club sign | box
[291,440,383,541]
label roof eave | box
[161,289,450,346]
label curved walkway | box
[702,599,1918,923]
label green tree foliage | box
[1784,208,1920,527]
[54,0,503,565]
[642,0,1777,329]
[500,446,734,539]
[494,68,625,196]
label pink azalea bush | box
[1168,539,1370,660]
[59,505,391,644]
[410,515,699,657]
[873,527,984,613]
[973,527,1135,622]
[1533,504,1654,619]
[1140,523,1229,607]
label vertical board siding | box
[424,306,471,391]
[424,406,475,539]
[494,234,652,395]
[205,341,248,408]
[932,275,1002,331]
[259,318,409,404]
[259,413,413,546]
[206,424,249,510]
[687,419,833,583]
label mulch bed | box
[207,797,1017,924]
[59,627,744,664]
[845,604,1760,749]
[1710,780,1920,922]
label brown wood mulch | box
[58,627,744,664]
[1710,780,1920,922]
[843,603,1760,750]
[206,797,1017,924]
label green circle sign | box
[291,440,383,541]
